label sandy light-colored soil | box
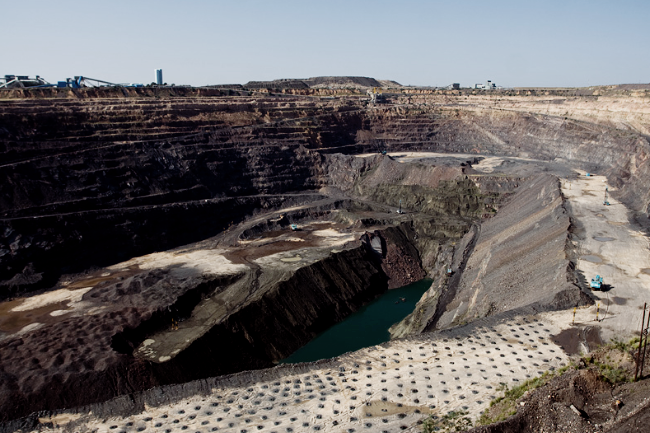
[33,312,569,433]
[558,171,650,341]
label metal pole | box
[640,307,650,380]
[635,303,647,381]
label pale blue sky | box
[3,0,648,87]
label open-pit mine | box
[1,79,650,432]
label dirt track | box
[562,172,650,341]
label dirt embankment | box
[467,342,650,433]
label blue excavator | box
[590,275,603,290]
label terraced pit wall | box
[2,90,650,296]
[391,173,592,339]
[2,89,649,296]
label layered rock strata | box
[391,173,591,338]
[2,91,650,298]
[1,87,649,426]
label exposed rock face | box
[389,224,477,339]
[0,236,388,422]
[392,174,591,339]
[1,87,648,424]
[437,174,577,325]
[361,224,427,289]
[0,96,362,298]
[2,90,650,297]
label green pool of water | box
[281,278,432,364]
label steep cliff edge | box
[391,173,591,338]
[0,236,388,422]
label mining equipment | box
[369,87,385,104]
[396,199,404,214]
[590,275,603,290]
[0,75,49,88]
[1,75,130,89]
[56,76,119,88]
[604,187,610,206]
[290,224,298,231]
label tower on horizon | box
[155,69,163,85]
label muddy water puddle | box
[0,299,70,334]
[580,255,603,263]
[364,400,430,417]
[226,238,321,263]
[257,222,347,241]
[552,327,603,355]
[257,228,300,240]
[280,255,302,263]
[593,236,615,242]
[229,222,355,263]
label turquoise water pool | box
[281,278,432,364]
